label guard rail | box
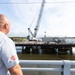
[20,60,75,75]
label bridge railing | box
[20,60,75,75]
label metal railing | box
[20,60,75,75]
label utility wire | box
[0,1,75,4]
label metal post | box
[63,60,71,75]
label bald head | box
[0,14,10,34]
[0,14,9,26]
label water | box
[18,53,75,60]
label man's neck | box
[0,30,6,34]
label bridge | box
[15,41,75,54]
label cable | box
[29,8,40,28]
[0,1,75,4]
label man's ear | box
[4,23,8,29]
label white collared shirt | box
[0,32,19,75]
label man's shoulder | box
[0,35,6,48]
[0,34,8,41]
[0,34,13,44]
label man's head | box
[0,14,10,34]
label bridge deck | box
[15,42,75,54]
[15,41,75,47]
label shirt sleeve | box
[1,40,19,68]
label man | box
[0,14,23,75]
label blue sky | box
[0,0,75,37]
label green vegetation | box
[10,37,27,42]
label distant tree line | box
[10,37,27,42]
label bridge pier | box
[21,46,73,54]
[16,43,74,54]
[22,46,25,54]
[70,47,72,55]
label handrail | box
[20,60,75,75]
[20,60,63,65]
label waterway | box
[18,53,75,60]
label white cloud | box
[1,0,75,37]
[42,1,75,37]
